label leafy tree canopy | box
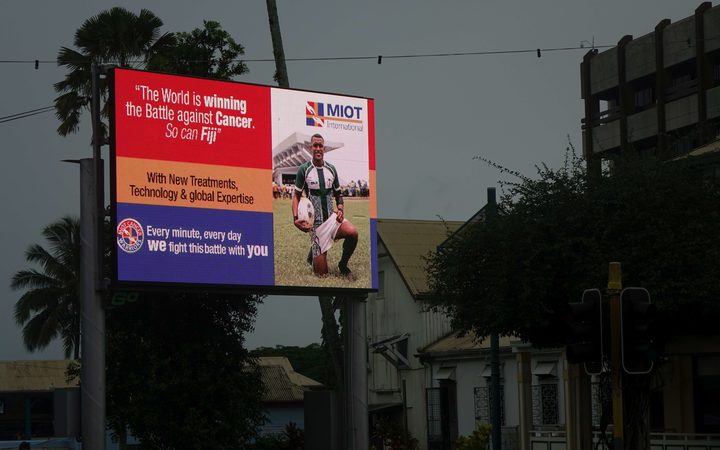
[427,152,720,349]
[54,9,246,139]
[11,217,81,358]
[147,20,248,80]
[106,292,265,449]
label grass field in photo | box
[273,198,372,289]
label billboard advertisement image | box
[111,68,377,293]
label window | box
[427,387,453,450]
[532,383,559,426]
[634,86,654,109]
[591,380,612,430]
[695,356,720,433]
[474,385,505,426]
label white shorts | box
[311,213,343,257]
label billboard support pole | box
[80,158,105,450]
[81,63,106,450]
[345,295,368,450]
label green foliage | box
[54,7,175,137]
[371,416,419,450]
[252,343,330,386]
[456,423,491,450]
[427,153,720,348]
[246,423,304,450]
[105,291,266,449]
[10,217,81,358]
[147,20,248,80]
[54,8,244,139]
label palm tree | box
[11,217,81,359]
[53,7,175,138]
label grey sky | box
[0,1,697,359]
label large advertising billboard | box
[111,68,377,293]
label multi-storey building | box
[581,2,720,177]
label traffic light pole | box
[607,262,623,450]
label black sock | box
[339,235,357,268]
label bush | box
[456,423,491,450]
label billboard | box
[111,68,377,293]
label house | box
[258,356,323,435]
[0,360,78,443]
[419,334,570,450]
[367,218,462,449]
[0,357,321,448]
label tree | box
[147,20,248,80]
[11,217,81,359]
[251,343,332,386]
[53,7,175,138]
[49,9,264,447]
[106,292,265,449]
[427,152,720,449]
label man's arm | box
[332,165,345,223]
[334,190,345,223]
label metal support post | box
[80,158,105,450]
[345,296,368,450]
[608,262,623,450]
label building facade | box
[581,2,720,176]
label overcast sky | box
[0,1,698,360]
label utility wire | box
[0,44,615,66]
[0,106,55,124]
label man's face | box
[310,137,325,164]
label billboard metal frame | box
[109,67,377,295]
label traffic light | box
[621,287,657,374]
[566,289,604,374]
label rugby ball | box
[297,197,314,224]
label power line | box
[0,44,616,67]
[0,106,55,124]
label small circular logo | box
[117,218,144,253]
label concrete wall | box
[666,94,698,131]
[590,48,619,95]
[626,33,656,82]
[704,6,720,52]
[627,106,659,142]
[664,17,696,68]
[707,85,720,119]
[592,120,621,152]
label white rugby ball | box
[297,197,314,224]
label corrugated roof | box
[377,219,463,298]
[0,360,77,392]
[258,356,322,389]
[260,365,306,402]
[258,357,322,403]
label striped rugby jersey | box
[295,161,341,226]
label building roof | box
[258,357,322,403]
[0,358,321,404]
[376,218,463,298]
[673,137,720,160]
[0,360,77,392]
[419,332,517,357]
